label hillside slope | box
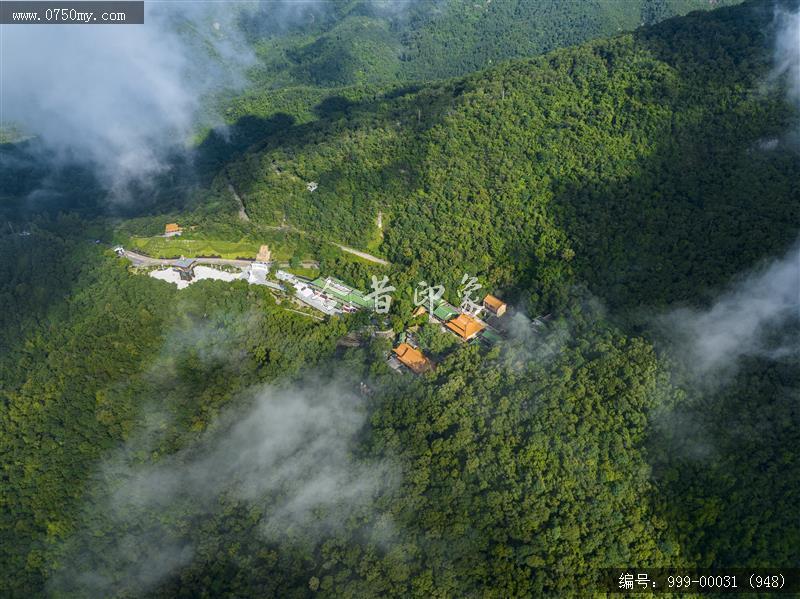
[225,0,798,314]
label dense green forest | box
[225,0,798,314]
[1,0,799,597]
[236,0,740,89]
[217,0,742,164]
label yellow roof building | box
[393,343,433,374]
[445,313,485,340]
[483,294,507,316]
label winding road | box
[122,250,319,270]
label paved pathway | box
[122,249,320,270]
[123,250,253,268]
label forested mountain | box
[2,0,736,219]
[238,0,740,88]
[1,1,798,597]
[225,0,797,314]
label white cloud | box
[661,240,799,377]
[1,2,255,193]
[774,6,800,106]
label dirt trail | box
[332,243,389,266]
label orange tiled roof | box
[445,313,485,340]
[165,223,182,233]
[483,294,506,311]
[393,343,432,374]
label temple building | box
[392,343,433,374]
[164,223,183,237]
[173,258,196,281]
[445,313,485,341]
[482,294,507,317]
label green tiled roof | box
[433,302,459,321]
[346,290,373,309]
[310,276,373,309]
[481,329,503,345]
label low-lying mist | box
[2,2,257,197]
[659,239,799,382]
[48,376,395,596]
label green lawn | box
[128,236,262,260]
[126,231,323,262]
[283,266,320,279]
